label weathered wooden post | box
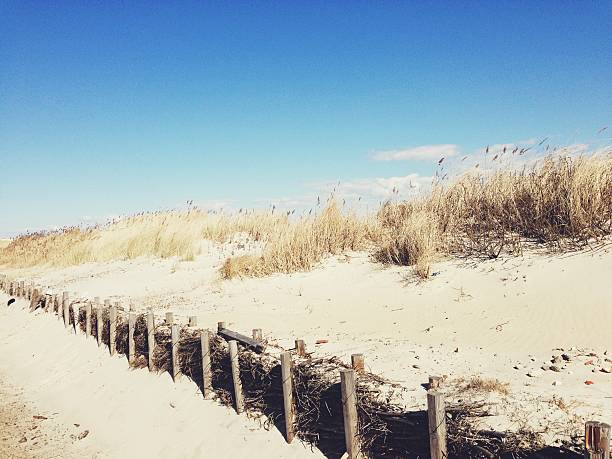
[63,293,70,329]
[340,369,362,459]
[281,351,295,443]
[128,312,136,363]
[252,328,263,342]
[109,304,117,355]
[429,375,442,390]
[217,321,226,332]
[188,316,198,327]
[85,302,92,337]
[171,323,181,381]
[585,421,611,459]
[351,354,365,373]
[427,391,447,459]
[147,310,155,371]
[29,287,40,312]
[165,312,174,325]
[200,329,213,397]
[96,299,103,346]
[228,340,244,414]
[19,280,25,297]
[295,339,306,357]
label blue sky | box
[1,1,611,236]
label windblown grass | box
[2,153,611,280]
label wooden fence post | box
[29,287,40,312]
[171,323,181,381]
[109,304,117,355]
[165,312,174,325]
[252,328,262,342]
[351,354,365,373]
[19,281,25,297]
[228,340,244,414]
[281,351,295,443]
[96,300,103,346]
[85,302,92,337]
[585,421,611,459]
[295,339,306,357]
[128,312,136,363]
[427,390,448,459]
[188,316,198,327]
[340,369,362,459]
[200,329,213,397]
[217,321,226,332]
[429,375,442,390]
[63,294,70,329]
[147,310,155,371]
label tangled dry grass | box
[2,153,611,279]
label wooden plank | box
[218,327,264,353]
[128,312,136,363]
[147,310,155,371]
[295,339,306,357]
[585,421,611,459]
[351,354,365,373]
[109,304,117,355]
[228,340,244,414]
[340,369,362,459]
[171,323,181,381]
[85,302,92,337]
[281,351,295,443]
[200,329,213,397]
[427,390,447,459]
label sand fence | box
[0,273,609,459]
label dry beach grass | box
[2,153,611,280]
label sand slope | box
[0,296,322,459]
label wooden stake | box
[252,328,263,342]
[295,339,306,357]
[29,288,40,312]
[429,375,442,390]
[217,321,226,332]
[96,300,103,346]
[351,354,365,373]
[109,304,117,355]
[165,312,174,325]
[585,421,611,459]
[200,329,213,397]
[63,297,70,329]
[85,302,92,337]
[171,323,181,381]
[188,316,198,327]
[128,312,136,363]
[228,340,244,414]
[281,351,295,443]
[340,369,362,459]
[19,281,25,297]
[147,310,155,371]
[427,390,448,459]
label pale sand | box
[1,243,611,453]
[0,296,323,458]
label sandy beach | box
[2,242,610,456]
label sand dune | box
[2,242,610,452]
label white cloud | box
[372,144,459,161]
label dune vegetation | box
[1,153,611,279]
